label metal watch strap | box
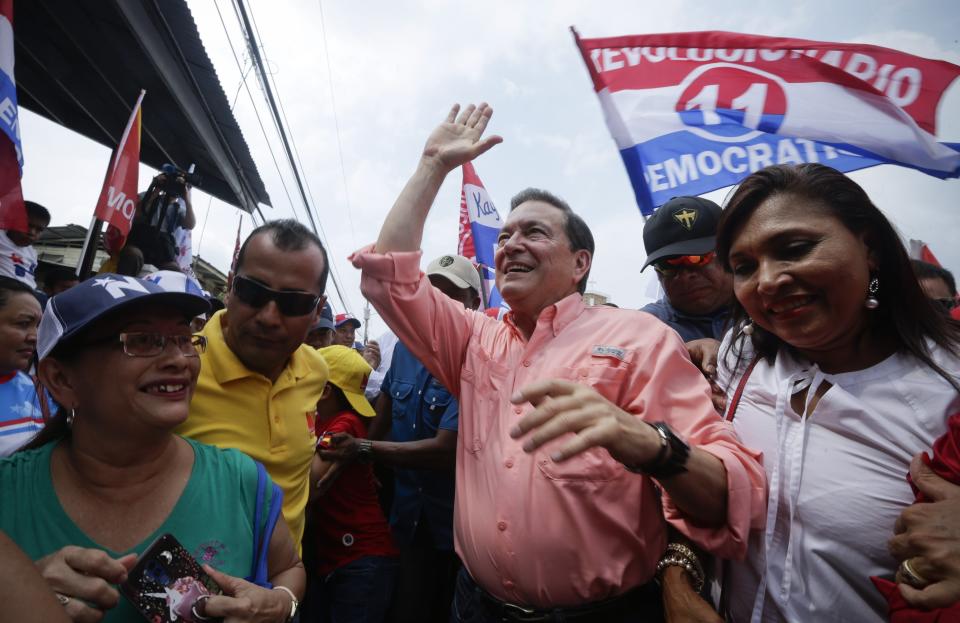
[357,439,374,463]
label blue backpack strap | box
[245,461,284,588]
[250,462,266,565]
[253,482,284,588]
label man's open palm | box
[422,103,502,171]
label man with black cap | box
[305,302,337,349]
[640,196,732,342]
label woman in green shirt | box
[0,274,304,622]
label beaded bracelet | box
[655,545,705,593]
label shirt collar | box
[504,292,585,338]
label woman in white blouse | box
[712,163,960,622]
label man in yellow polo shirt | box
[177,219,329,550]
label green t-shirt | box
[0,436,276,622]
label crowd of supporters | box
[0,103,958,623]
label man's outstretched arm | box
[375,103,502,253]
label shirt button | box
[497,521,507,531]
[513,407,522,415]
[504,458,513,468]
[522,360,530,367]
[503,579,515,589]
[579,369,588,377]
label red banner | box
[94,90,144,254]
[0,0,26,233]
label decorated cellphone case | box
[120,533,223,623]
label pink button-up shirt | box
[354,247,766,607]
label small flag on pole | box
[95,90,145,255]
[458,162,504,309]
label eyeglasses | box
[232,274,321,317]
[653,252,716,277]
[117,332,207,358]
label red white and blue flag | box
[457,161,504,309]
[95,90,144,254]
[0,0,25,232]
[573,30,960,216]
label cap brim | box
[343,389,375,418]
[641,235,716,271]
[336,319,361,329]
[315,319,335,331]
[426,268,474,291]
[42,291,211,360]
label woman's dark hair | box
[912,259,957,297]
[715,163,960,391]
[19,338,83,452]
[0,276,37,308]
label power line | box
[232,0,352,315]
[316,0,358,249]
[244,0,353,313]
[213,0,300,225]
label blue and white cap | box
[37,273,211,360]
[311,301,335,332]
[143,270,206,297]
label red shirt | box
[309,411,397,575]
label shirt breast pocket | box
[389,381,415,421]
[534,365,627,483]
[422,382,453,428]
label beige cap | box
[426,254,482,294]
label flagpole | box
[76,217,103,280]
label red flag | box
[457,176,476,260]
[0,0,26,233]
[909,239,942,267]
[95,90,145,254]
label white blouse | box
[717,334,959,623]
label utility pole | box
[363,299,371,344]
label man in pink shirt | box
[352,103,766,622]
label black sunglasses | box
[232,275,320,317]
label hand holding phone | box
[121,533,222,622]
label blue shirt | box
[0,371,56,457]
[380,342,458,550]
[640,297,730,342]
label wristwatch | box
[357,439,374,464]
[626,422,690,479]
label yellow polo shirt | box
[177,310,328,550]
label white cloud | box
[18,0,960,337]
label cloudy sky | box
[19,0,960,338]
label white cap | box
[425,255,482,294]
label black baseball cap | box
[641,196,723,271]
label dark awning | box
[14,0,269,213]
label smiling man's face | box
[494,201,590,320]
